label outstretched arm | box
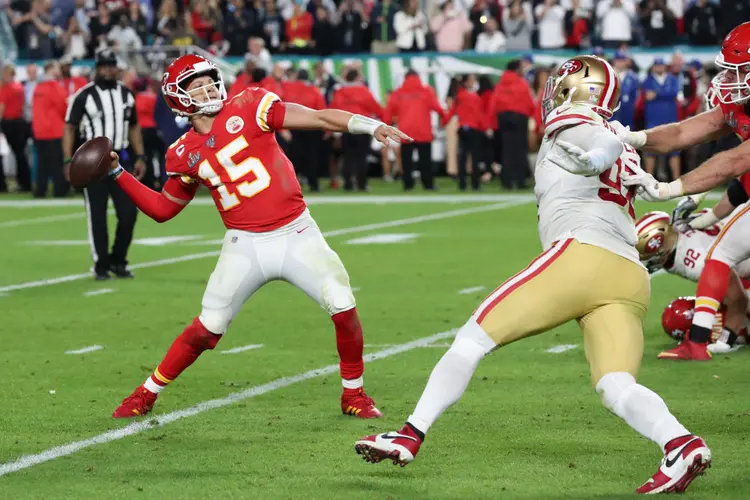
[108,153,197,223]
[629,107,731,153]
[280,102,413,145]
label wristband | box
[661,179,684,199]
[109,165,124,179]
[689,209,720,230]
[64,158,72,165]
[347,114,384,136]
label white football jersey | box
[667,226,750,281]
[535,105,642,266]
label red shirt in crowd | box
[384,74,445,143]
[136,89,157,129]
[330,83,384,119]
[444,87,489,130]
[283,80,326,110]
[61,76,88,98]
[286,11,314,45]
[259,76,285,100]
[32,80,67,140]
[489,70,535,118]
[0,81,26,120]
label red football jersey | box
[718,100,750,141]
[165,88,306,232]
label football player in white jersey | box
[636,210,750,354]
[353,56,711,495]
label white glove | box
[608,120,647,149]
[620,168,684,202]
[688,208,720,230]
[555,140,609,176]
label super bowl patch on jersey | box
[226,116,245,134]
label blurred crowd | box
[0,0,741,59]
[0,43,732,196]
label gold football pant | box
[473,239,650,384]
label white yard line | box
[545,344,578,354]
[0,194,535,208]
[457,286,486,295]
[0,209,115,229]
[0,201,528,294]
[83,288,114,297]
[0,329,456,477]
[64,345,104,355]
[220,344,264,354]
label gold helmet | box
[635,211,679,273]
[542,55,621,123]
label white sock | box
[342,376,363,389]
[597,372,690,450]
[407,319,495,435]
[143,376,165,394]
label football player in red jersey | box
[106,54,411,419]
[580,21,750,362]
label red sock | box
[144,317,221,393]
[690,260,731,344]
[332,308,364,387]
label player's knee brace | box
[453,319,497,357]
[186,316,222,350]
[596,371,637,413]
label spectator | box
[262,0,287,52]
[469,0,500,48]
[502,0,533,52]
[610,51,639,129]
[330,68,384,191]
[190,0,222,47]
[246,37,272,73]
[490,59,535,190]
[32,61,68,198]
[596,0,636,48]
[307,0,336,21]
[640,0,677,47]
[23,64,39,126]
[370,0,398,53]
[224,0,256,56]
[68,0,92,38]
[170,11,201,46]
[0,63,32,193]
[127,0,149,43]
[108,13,144,54]
[89,3,113,54]
[685,0,722,46]
[395,0,428,52]
[475,16,505,52]
[336,0,366,53]
[312,7,338,56]
[534,0,566,49]
[285,69,327,192]
[719,0,750,38]
[61,14,90,59]
[25,0,55,60]
[313,60,337,104]
[60,57,88,97]
[260,62,286,98]
[642,57,680,180]
[430,0,473,53]
[443,74,487,191]
[134,78,163,190]
[384,69,445,191]
[154,0,179,41]
[229,59,255,99]
[286,0,314,54]
[564,0,591,49]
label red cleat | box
[355,424,423,466]
[636,435,711,494]
[657,340,712,361]
[341,388,383,419]
[112,385,158,418]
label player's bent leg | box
[113,230,267,418]
[277,212,380,417]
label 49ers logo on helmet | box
[646,233,664,252]
[557,60,583,77]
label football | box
[68,136,113,188]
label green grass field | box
[1,183,749,499]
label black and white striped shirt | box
[65,81,137,151]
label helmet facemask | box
[712,55,750,105]
[164,66,227,117]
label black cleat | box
[110,264,134,279]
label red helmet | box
[713,22,750,104]
[162,54,226,117]
[661,297,726,342]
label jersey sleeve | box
[165,136,197,186]
[233,87,285,133]
[553,123,624,176]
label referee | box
[63,50,146,280]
